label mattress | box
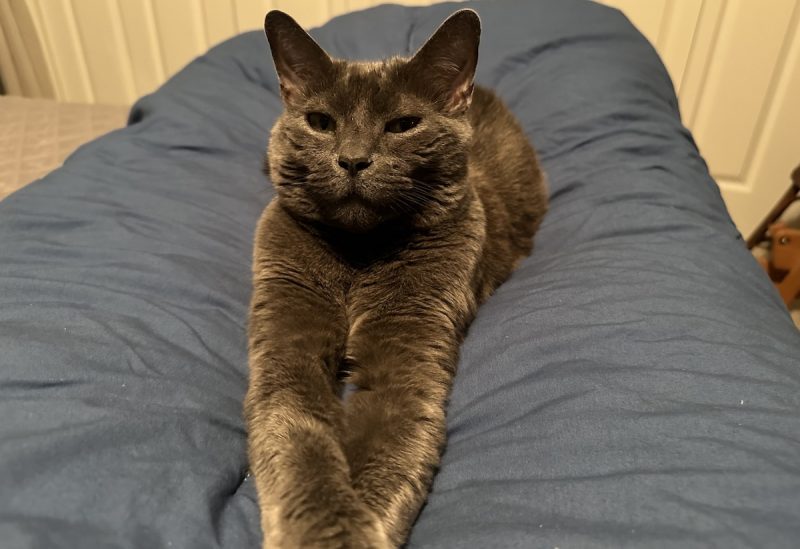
[1,1,799,548]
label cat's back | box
[468,85,547,251]
[468,86,542,195]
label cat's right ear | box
[408,9,481,114]
[264,11,333,104]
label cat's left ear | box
[264,10,333,104]
[409,9,481,114]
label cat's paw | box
[264,503,392,549]
[332,511,391,549]
[310,506,391,549]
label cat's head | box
[264,9,480,233]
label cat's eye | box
[306,112,335,132]
[385,117,421,133]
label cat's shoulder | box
[468,85,517,129]
[470,85,503,115]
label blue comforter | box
[1,1,799,547]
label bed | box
[1,0,799,547]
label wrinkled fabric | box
[1,1,799,548]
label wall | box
[0,0,435,104]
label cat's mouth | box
[336,191,378,214]
[335,177,382,207]
[340,186,373,205]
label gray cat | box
[245,9,547,548]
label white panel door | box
[684,0,800,236]
[602,0,800,237]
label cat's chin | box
[314,192,390,233]
[325,206,385,234]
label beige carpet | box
[0,96,128,199]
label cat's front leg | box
[342,245,478,546]
[246,284,391,548]
[246,211,391,548]
[342,311,463,546]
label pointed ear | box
[264,10,333,104]
[408,9,481,114]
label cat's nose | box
[337,155,373,176]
